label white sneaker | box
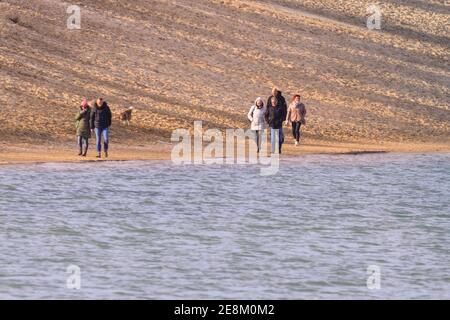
[295,141,299,146]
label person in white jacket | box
[247,97,268,153]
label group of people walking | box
[247,87,307,154]
[75,97,112,158]
[75,87,306,157]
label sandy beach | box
[0,0,449,163]
[1,139,449,166]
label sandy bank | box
[1,140,449,166]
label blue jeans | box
[253,130,263,152]
[95,127,109,153]
[270,128,284,153]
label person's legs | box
[293,122,301,142]
[291,122,296,139]
[297,123,302,142]
[95,128,102,156]
[83,137,89,156]
[279,128,284,154]
[77,136,83,155]
[270,128,276,153]
[254,130,260,152]
[271,128,281,154]
[291,122,296,145]
[103,127,109,157]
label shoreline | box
[1,140,449,166]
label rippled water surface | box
[0,153,449,299]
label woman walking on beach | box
[286,94,307,146]
[265,96,285,154]
[75,98,91,156]
[90,97,112,158]
[247,97,267,153]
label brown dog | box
[120,106,134,125]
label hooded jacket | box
[75,106,92,138]
[247,98,268,131]
[90,101,112,129]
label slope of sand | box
[0,0,449,164]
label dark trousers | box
[291,121,302,142]
[77,136,89,155]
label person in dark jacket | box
[75,98,91,156]
[265,96,285,154]
[266,87,287,121]
[267,87,287,150]
[90,97,112,158]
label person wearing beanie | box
[75,97,92,156]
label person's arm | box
[247,106,255,122]
[107,105,112,127]
[264,107,270,124]
[282,98,288,120]
[266,97,271,109]
[301,104,307,124]
[286,105,291,124]
[90,107,95,130]
[262,107,268,126]
[75,110,84,121]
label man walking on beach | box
[265,97,285,154]
[267,87,287,122]
[267,87,287,147]
[90,97,112,158]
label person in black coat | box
[90,97,112,158]
[265,96,285,154]
[266,87,286,153]
[266,87,287,121]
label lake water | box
[0,153,449,299]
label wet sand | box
[1,140,449,166]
